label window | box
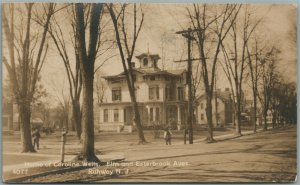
[114,109,119,122]
[155,107,160,121]
[104,109,108,122]
[178,87,184,100]
[165,86,174,101]
[149,86,159,100]
[112,88,121,101]
[143,58,148,66]
[154,59,157,68]
[165,86,170,100]
[150,76,155,81]
[150,108,154,121]
[201,113,204,121]
[201,103,204,109]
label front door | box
[124,107,133,125]
[166,105,178,128]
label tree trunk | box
[133,101,146,143]
[127,79,146,144]
[72,101,82,139]
[74,3,102,162]
[263,108,268,131]
[235,86,242,135]
[236,101,242,135]
[253,97,257,132]
[79,73,98,162]
[206,95,214,143]
[19,102,35,152]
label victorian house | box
[98,52,188,132]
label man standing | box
[32,128,41,150]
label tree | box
[95,70,108,105]
[187,4,241,142]
[221,5,262,135]
[245,33,265,132]
[51,80,71,130]
[45,4,113,139]
[74,3,103,162]
[3,3,54,152]
[107,4,146,144]
[258,47,280,130]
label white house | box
[98,52,188,132]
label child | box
[164,126,172,145]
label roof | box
[197,90,232,103]
[167,69,186,75]
[135,53,161,60]
[142,70,180,77]
[102,68,185,80]
[102,68,146,79]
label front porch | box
[97,102,187,132]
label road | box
[19,126,296,183]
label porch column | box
[177,105,182,130]
[146,106,150,125]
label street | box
[3,126,295,183]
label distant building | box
[196,88,233,127]
[98,52,188,132]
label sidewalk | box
[193,126,273,143]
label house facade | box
[98,52,188,132]
[196,88,233,127]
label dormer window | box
[143,58,148,66]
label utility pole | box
[175,28,198,144]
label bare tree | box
[258,47,280,131]
[107,3,146,144]
[74,3,103,162]
[187,4,241,142]
[221,5,262,135]
[3,3,54,152]
[94,70,108,105]
[245,34,265,132]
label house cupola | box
[135,52,161,70]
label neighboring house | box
[196,88,233,127]
[98,52,188,132]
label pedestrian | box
[164,126,172,145]
[32,127,41,150]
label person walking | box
[32,128,41,150]
[164,126,172,145]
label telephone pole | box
[175,28,198,144]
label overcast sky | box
[2,4,297,106]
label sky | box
[2,3,297,106]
